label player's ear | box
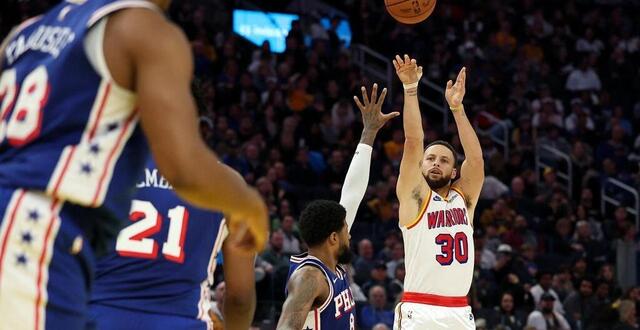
[452,167,457,179]
[329,232,339,245]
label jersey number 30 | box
[435,232,469,266]
[116,200,189,263]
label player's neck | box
[308,248,337,272]
[432,184,452,198]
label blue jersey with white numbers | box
[0,0,151,222]
[287,253,356,330]
[91,157,227,323]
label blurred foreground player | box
[89,124,256,329]
[277,84,398,329]
[393,55,484,329]
[0,0,267,328]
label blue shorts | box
[0,188,96,330]
[89,303,210,329]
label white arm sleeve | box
[339,143,373,232]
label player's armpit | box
[453,157,484,211]
[221,233,256,330]
[277,266,329,330]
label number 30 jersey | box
[401,187,475,297]
[91,157,227,324]
[0,0,152,221]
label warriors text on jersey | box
[90,157,227,329]
[401,187,474,298]
[287,253,356,330]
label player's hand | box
[445,67,466,110]
[353,83,399,132]
[393,54,423,85]
[226,187,269,254]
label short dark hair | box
[425,140,458,165]
[299,200,346,247]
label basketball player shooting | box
[277,84,398,330]
[392,55,484,329]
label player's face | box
[336,221,352,264]
[422,145,456,189]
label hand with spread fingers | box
[392,54,423,86]
[353,83,399,134]
[445,67,467,111]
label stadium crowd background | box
[1,0,639,329]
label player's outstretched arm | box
[277,267,329,330]
[104,8,268,252]
[340,83,398,231]
[446,68,484,210]
[393,55,429,227]
[221,227,256,330]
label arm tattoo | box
[279,268,326,330]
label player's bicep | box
[278,267,328,330]
[397,139,425,194]
[454,159,485,208]
[114,9,204,184]
[397,140,428,224]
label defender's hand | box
[353,83,399,132]
[393,54,423,85]
[445,67,466,110]
[226,187,269,254]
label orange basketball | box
[385,0,437,25]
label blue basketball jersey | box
[0,0,152,222]
[91,156,227,325]
[287,253,356,330]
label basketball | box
[384,0,436,24]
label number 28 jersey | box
[0,0,152,221]
[401,187,475,297]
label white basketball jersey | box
[401,187,474,296]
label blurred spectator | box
[486,291,527,330]
[280,215,301,255]
[563,278,597,328]
[530,271,565,315]
[616,222,639,290]
[355,239,376,285]
[526,293,571,330]
[359,286,394,330]
[613,300,638,330]
[363,261,392,300]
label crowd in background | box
[2,0,639,329]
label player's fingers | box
[417,66,423,75]
[446,80,453,89]
[384,111,400,120]
[353,95,365,110]
[377,87,388,105]
[395,55,403,66]
[370,83,378,104]
[361,86,370,105]
[392,59,399,70]
[460,67,466,84]
[404,54,410,64]
[457,67,465,83]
